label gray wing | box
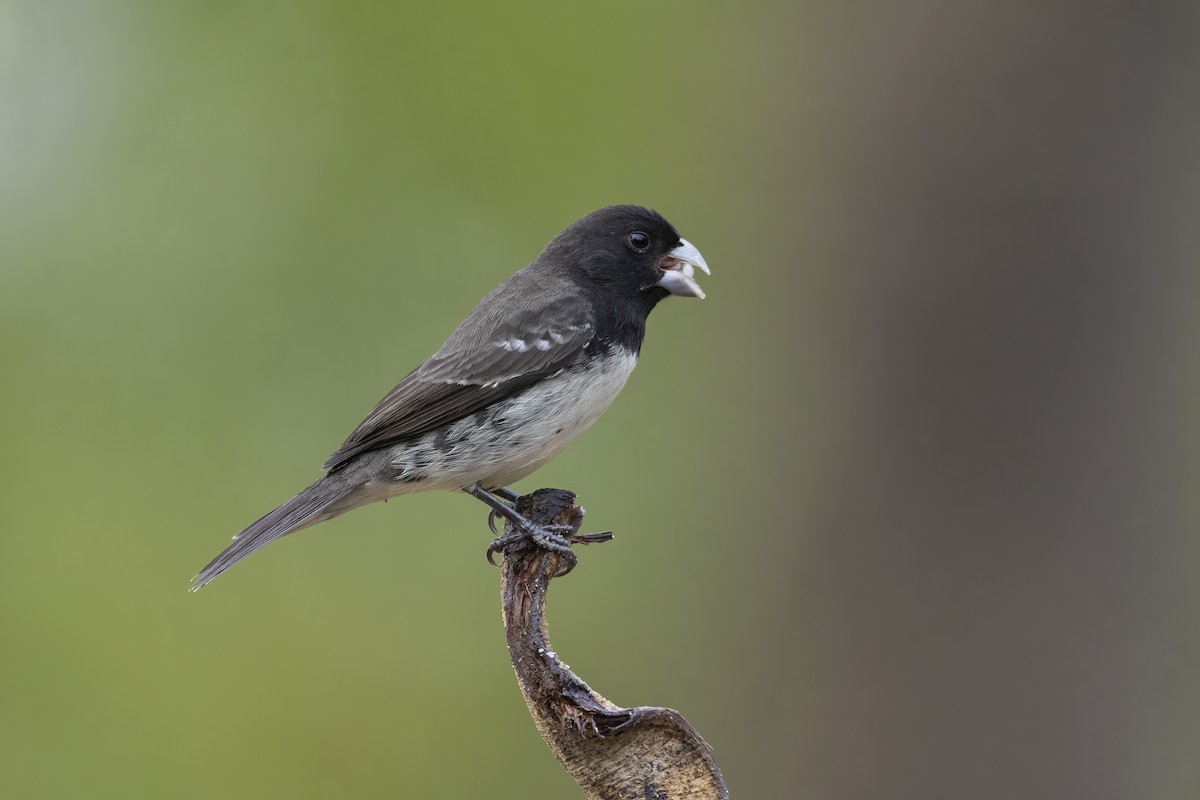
[323,286,594,471]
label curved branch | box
[496,488,729,799]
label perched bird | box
[192,205,709,589]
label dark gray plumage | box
[192,205,709,589]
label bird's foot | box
[488,522,576,572]
[470,485,611,577]
[486,521,613,577]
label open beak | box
[656,238,710,299]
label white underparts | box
[383,349,638,493]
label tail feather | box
[191,476,356,590]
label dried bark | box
[495,488,729,800]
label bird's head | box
[544,205,710,305]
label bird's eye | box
[627,231,651,252]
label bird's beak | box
[656,238,710,299]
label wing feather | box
[323,287,593,471]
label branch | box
[496,488,730,800]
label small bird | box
[192,205,709,589]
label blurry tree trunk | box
[746,4,1199,799]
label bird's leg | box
[493,486,521,503]
[467,484,582,574]
[486,486,523,534]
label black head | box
[537,205,709,309]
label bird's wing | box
[323,290,594,471]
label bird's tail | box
[191,475,359,590]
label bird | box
[191,205,709,589]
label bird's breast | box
[495,347,639,457]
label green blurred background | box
[3,2,1198,798]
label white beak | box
[656,238,711,299]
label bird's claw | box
[487,525,577,576]
[474,486,611,577]
[486,524,614,577]
[573,530,614,544]
[487,489,523,535]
